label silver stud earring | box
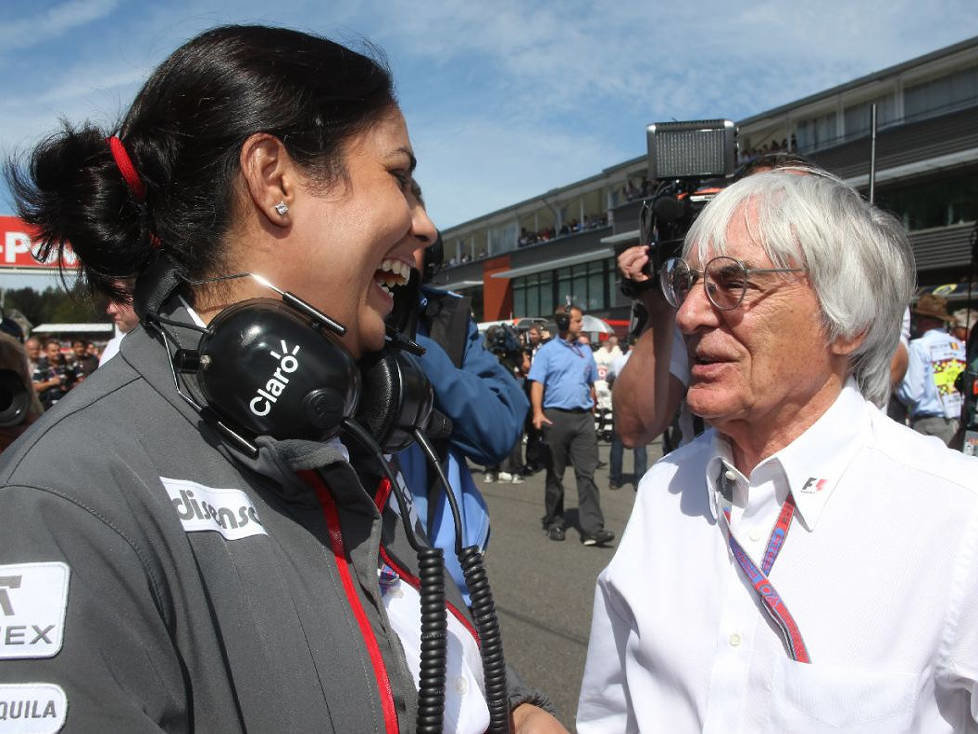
[274,201,289,217]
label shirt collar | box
[704,379,868,531]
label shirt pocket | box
[769,656,919,733]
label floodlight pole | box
[869,103,878,204]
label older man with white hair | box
[577,168,978,732]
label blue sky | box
[2,0,977,293]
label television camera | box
[616,119,738,294]
[484,323,525,374]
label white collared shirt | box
[578,380,978,733]
[382,576,489,734]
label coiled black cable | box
[459,545,510,734]
[413,428,512,734]
[415,546,448,734]
[341,418,447,734]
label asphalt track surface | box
[477,437,665,731]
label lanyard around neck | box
[560,338,585,358]
[721,491,811,664]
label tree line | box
[2,284,106,329]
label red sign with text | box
[0,216,80,271]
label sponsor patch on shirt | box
[0,683,67,733]
[160,477,267,541]
[800,477,828,493]
[0,563,69,660]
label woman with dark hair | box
[1,25,562,733]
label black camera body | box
[485,324,524,372]
[616,119,738,286]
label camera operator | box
[32,339,78,410]
[612,153,816,449]
[483,324,530,483]
[390,198,533,601]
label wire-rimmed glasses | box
[659,256,806,310]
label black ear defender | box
[147,269,424,453]
[354,349,435,453]
[0,370,29,428]
[554,308,571,333]
[195,298,361,443]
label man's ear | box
[239,133,295,229]
[830,329,867,357]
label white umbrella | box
[580,314,613,334]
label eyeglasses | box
[659,256,806,311]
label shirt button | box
[724,470,737,482]
[729,633,742,647]
[455,677,468,694]
[749,529,762,542]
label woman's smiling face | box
[255,106,436,358]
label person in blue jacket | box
[393,220,529,603]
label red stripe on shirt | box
[372,478,480,645]
[379,545,480,645]
[299,470,399,734]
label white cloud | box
[1,0,976,230]
[0,0,123,51]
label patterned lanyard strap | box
[562,339,584,358]
[722,493,811,663]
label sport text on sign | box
[0,217,79,271]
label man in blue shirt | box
[897,293,966,446]
[529,305,614,545]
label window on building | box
[488,222,519,256]
[874,169,978,231]
[905,65,978,120]
[843,94,898,137]
[513,279,526,318]
[571,265,588,309]
[539,271,555,315]
[556,267,571,311]
[511,260,616,317]
[795,110,839,152]
[510,271,557,317]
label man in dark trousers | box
[529,305,614,545]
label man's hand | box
[530,381,551,431]
[511,703,569,733]
[618,244,652,284]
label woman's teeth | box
[376,259,411,296]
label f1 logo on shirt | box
[800,477,828,493]
[0,562,69,660]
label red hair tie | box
[106,136,146,202]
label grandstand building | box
[432,35,978,327]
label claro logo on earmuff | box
[249,340,301,417]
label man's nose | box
[675,278,718,335]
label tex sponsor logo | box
[0,563,69,660]
[0,683,67,733]
[161,477,267,541]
